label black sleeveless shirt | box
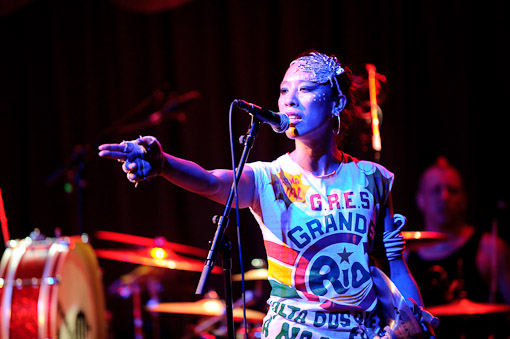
[406,228,489,306]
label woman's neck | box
[290,139,342,177]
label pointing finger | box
[98,143,127,152]
[98,150,127,161]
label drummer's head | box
[416,156,467,229]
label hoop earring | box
[333,115,341,135]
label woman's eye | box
[279,88,288,95]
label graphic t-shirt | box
[248,152,394,339]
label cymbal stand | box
[147,277,162,339]
[196,117,261,339]
[109,265,163,339]
[132,282,144,339]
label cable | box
[228,101,248,338]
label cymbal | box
[95,248,222,274]
[426,298,510,317]
[95,230,208,257]
[147,299,266,322]
[402,231,448,241]
[402,231,448,249]
[233,268,268,281]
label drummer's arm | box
[383,195,425,306]
[477,232,510,304]
[159,153,256,209]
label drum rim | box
[39,241,69,338]
[0,242,28,339]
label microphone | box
[233,99,289,133]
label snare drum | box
[0,235,106,339]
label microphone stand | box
[196,117,261,339]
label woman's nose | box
[283,90,298,107]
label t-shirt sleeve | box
[357,161,395,205]
[246,161,266,215]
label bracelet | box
[383,214,407,261]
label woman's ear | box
[333,95,347,115]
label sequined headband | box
[290,52,345,94]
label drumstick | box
[0,187,10,246]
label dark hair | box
[334,65,362,145]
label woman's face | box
[278,62,337,140]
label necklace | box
[311,161,342,178]
[288,151,344,178]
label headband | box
[290,52,345,94]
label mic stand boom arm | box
[195,117,261,339]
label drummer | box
[408,157,510,306]
[407,157,510,338]
[99,51,433,338]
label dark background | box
[0,0,508,337]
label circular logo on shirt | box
[293,233,372,309]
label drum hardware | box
[95,231,223,339]
[402,231,448,250]
[131,282,144,339]
[108,265,162,339]
[28,227,47,241]
[95,248,222,274]
[150,291,265,339]
[94,231,220,273]
[232,268,268,282]
[95,230,208,258]
[0,275,61,288]
[235,325,262,339]
[402,231,447,241]
[146,298,266,321]
[425,298,510,338]
[108,265,158,298]
[426,298,510,317]
[146,275,162,339]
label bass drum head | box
[54,237,106,339]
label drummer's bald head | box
[417,156,465,194]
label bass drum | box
[0,235,106,339]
